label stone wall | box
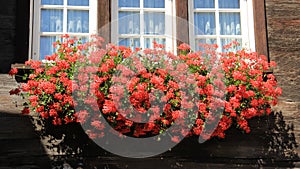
[265,0,300,156]
[0,0,17,73]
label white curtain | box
[67,10,89,33]
[41,0,63,5]
[118,0,140,7]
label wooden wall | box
[0,0,17,73]
[265,0,300,158]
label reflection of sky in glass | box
[119,38,140,49]
[41,9,63,32]
[194,0,214,8]
[219,12,241,35]
[67,10,89,33]
[219,0,239,8]
[119,12,140,34]
[40,36,60,60]
[195,38,217,51]
[41,0,63,5]
[118,0,140,7]
[194,12,215,35]
[144,0,165,8]
[144,38,165,49]
[144,12,165,35]
[68,0,89,6]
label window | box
[31,0,97,60]
[189,0,255,51]
[111,0,177,52]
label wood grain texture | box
[98,0,111,43]
[253,0,269,58]
[176,0,189,46]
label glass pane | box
[144,0,165,8]
[67,10,89,33]
[219,0,240,8]
[144,38,166,49]
[41,0,63,5]
[40,36,61,60]
[119,12,140,34]
[119,38,140,49]
[194,0,214,8]
[68,0,89,6]
[221,38,242,51]
[119,0,140,7]
[195,38,217,51]
[219,12,241,35]
[41,9,63,32]
[194,12,216,35]
[144,12,165,35]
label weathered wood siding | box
[265,0,300,157]
[0,0,17,73]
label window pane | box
[195,38,217,51]
[119,38,140,49]
[68,0,89,6]
[144,38,165,49]
[144,0,165,8]
[40,36,60,60]
[219,0,240,8]
[219,12,241,35]
[67,10,89,33]
[144,12,165,35]
[41,0,63,5]
[221,38,242,51]
[119,0,140,7]
[194,0,214,8]
[41,9,63,32]
[194,12,215,35]
[119,12,140,34]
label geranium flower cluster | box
[9,35,281,142]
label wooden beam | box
[98,0,111,43]
[176,0,189,47]
[252,0,269,59]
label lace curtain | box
[39,0,89,59]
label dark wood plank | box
[176,0,189,46]
[98,0,111,43]
[253,0,269,59]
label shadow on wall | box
[31,111,300,168]
[0,111,52,168]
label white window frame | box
[30,0,98,60]
[111,0,177,53]
[188,0,255,51]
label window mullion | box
[215,0,221,52]
[63,0,68,34]
[140,0,144,49]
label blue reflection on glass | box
[68,0,89,6]
[144,38,165,49]
[194,12,215,35]
[219,12,241,35]
[41,9,63,32]
[119,38,140,50]
[40,36,61,60]
[41,0,63,5]
[67,10,89,33]
[119,0,140,7]
[219,0,239,8]
[194,0,214,8]
[119,12,140,34]
[144,0,165,8]
[144,12,165,35]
